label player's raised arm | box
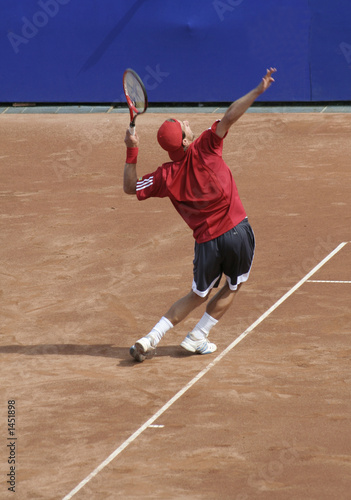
[215,67,277,138]
[123,129,139,195]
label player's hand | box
[124,129,139,148]
[257,67,277,95]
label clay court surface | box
[0,110,350,499]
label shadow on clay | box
[0,344,194,366]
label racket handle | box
[129,123,136,135]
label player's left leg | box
[181,218,255,355]
[164,290,207,325]
[129,290,208,362]
[206,281,241,320]
[180,282,240,355]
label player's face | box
[178,120,195,146]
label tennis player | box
[124,68,276,361]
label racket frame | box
[123,68,148,135]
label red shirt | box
[136,121,247,243]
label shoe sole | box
[130,341,156,362]
[129,344,146,362]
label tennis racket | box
[123,68,148,135]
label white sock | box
[189,312,218,340]
[146,316,173,346]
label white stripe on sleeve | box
[136,176,154,192]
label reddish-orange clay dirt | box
[0,111,350,499]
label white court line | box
[307,280,351,284]
[62,241,348,500]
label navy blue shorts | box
[192,218,255,297]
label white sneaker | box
[129,336,156,362]
[180,334,217,355]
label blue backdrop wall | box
[1,0,350,103]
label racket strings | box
[125,74,145,112]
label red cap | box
[157,119,186,162]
